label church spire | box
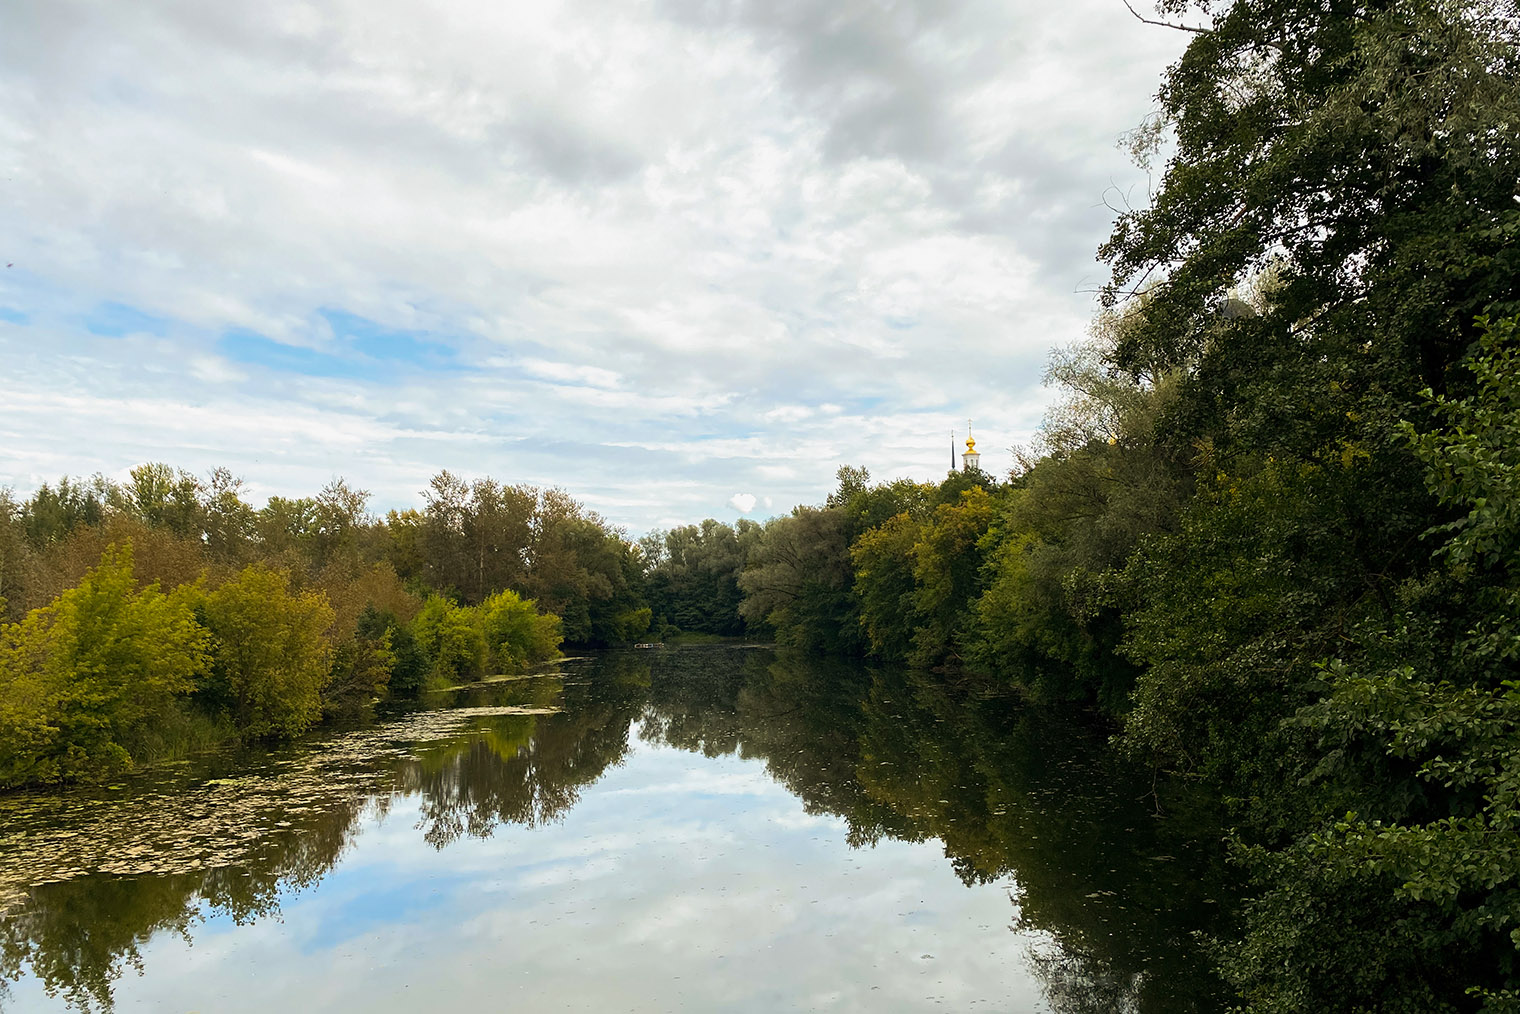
[961,419,981,472]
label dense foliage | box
[0,471,629,788]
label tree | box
[910,488,997,667]
[384,508,427,586]
[0,488,28,622]
[1219,318,1520,1010]
[524,491,646,646]
[199,467,255,563]
[21,476,110,548]
[643,519,750,636]
[310,477,371,570]
[358,605,430,697]
[125,463,204,538]
[828,465,934,536]
[739,507,863,654]
[0,544,209,786]
[195,565,335,738]
[255,496,319,565]
[463,478,535,602]
[850,513,923,661]
[1103,0,1519,402]
[322,631,394,718]
[411,596,486,683]
[420,470,471,595]
[478,589,562,673]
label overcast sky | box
[0,0,1190,535]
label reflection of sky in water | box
[6,731,1047,1012]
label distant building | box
[949,424,984,475]
[961,431,981,473]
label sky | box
[0,0,1191,535]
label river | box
[0,645,1234,1012]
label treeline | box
[0,469,661,788]
[722,0,1520,1008]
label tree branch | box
[1123,0,1210,34]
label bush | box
[411,596,486,682]
[194,565,335,738]
[478,589,562,672]
[0,544,209,787]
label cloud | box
[727,492,758,514]
[0,0,1193,534]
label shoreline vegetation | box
[1,0,1515,1008]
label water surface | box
[0,647,1231,1012]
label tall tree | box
[1104,0,1519,405]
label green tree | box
[739,506,863,655]
[478,589,563,672]
[199,467,255,563]
[309,477,371,571]
[643,519,751,636]
[358,605,430,696]
[1103,0,1519,403]
[910,488,997,667]
[828,466,935,537]
[849,512,923,661]
[254,496,319,564]
[126,463,204,538]
[411,595,486,683]
[463,478,535,602]
[1222,318,1520,1010]
[195,565,335,738]
[0,487,28,622]
[420,470,472,596]
[21,476,110,548]
[0,544,209,786]
[322,633,394,718]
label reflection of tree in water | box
[847,667,1231,1013]
[1027,943,1146,1014]
[639,648,915,843]
[640,651,1234,1013]
[402,668,647,848]
[0,665,651,1013]
[0,875,198,1014]
[0,788,371,1014]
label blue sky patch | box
[320,309,460,369]
[220,328,368,379]
[219,312,465,381]
[82,301,172,338]
[289,867,472,953]
[0,307,28,325]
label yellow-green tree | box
[478,589,562,673]
[412,595,486,682]
[910,488,996,667]
[0,544,209,787]
[195,565,335,738]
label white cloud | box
[0,0,1192,533]
[727,492,757,514]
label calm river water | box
[0,646,1233,1012]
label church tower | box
[961,422,981,473]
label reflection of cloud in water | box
[602,768,776,798]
